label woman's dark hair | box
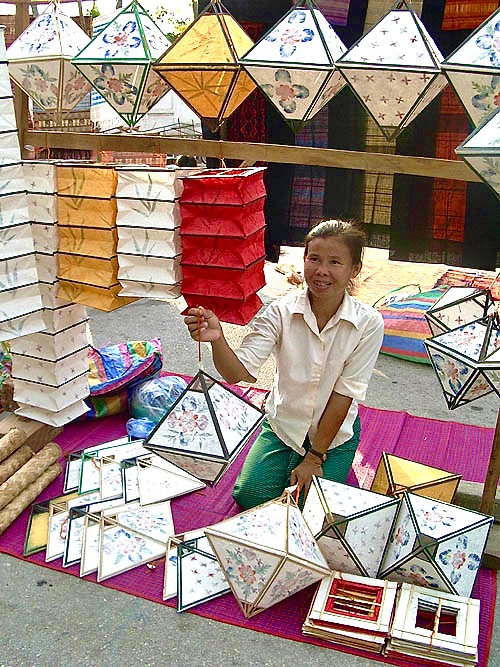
[304,219,365,266]
[176,155,197,168]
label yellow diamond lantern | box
[153,0,256,130]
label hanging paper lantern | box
[379,492,493,597]
[442,7,500,127]
[241,0,347,131]
[371,453,461,503]
[302,477,399,577]
[387,582,480,665]
[455,106,500,200]
[153,0,256,130]
[336,0,447,141]
[424,310,500,409]
[56,163,138,311]
[72,0,171,127]
[425,286,495,336]
[7,3,91,119]
[179,167,267,326]
[303,571,399,653]
[144,370,264,485]
[205,491,330,618]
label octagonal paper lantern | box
[302,477,399,577]
[379,492,493,597]
[455,105,500,200]
[205,492,330,618]
[442,7,500,127]
[153,0,256,130]
[425,286,495,336]
[424,312,500,409]
[72,0,171,127]
[336,0,447,140]
[240,0,347,131]
[7,3,91,119]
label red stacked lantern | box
[179,167,267,325]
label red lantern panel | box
[180,227,265,269]
[181,259,265,300]
[180,167,266,206]
[179,197,265,237]
[182,293,262,326]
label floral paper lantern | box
[302,477,399,577]
[205,492,330,618]
[455,105,500,200]
[72,0,171,127]
[424,286,494,336]
[424,311,500,409]
[336,0,447,140]
[241,0,347,131]
[144,370,264,485]
[442,7,500,127]
[153,0,256,130]
[378,492,493,597]
[7,3,91,119]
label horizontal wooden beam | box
[23,130,482,182]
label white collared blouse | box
[234,289,384,455]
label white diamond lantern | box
[205,492,330,618]
[425,286,495,336]
[72,0,171,127]
[240,0,347,131]
[302,477,399,577]
[7,3,92,119]
[442,7,500,127]
[336,0,447,141]
[424,312,500,409]
[379,492,493,597]
[455,105,500,200]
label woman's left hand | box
[290,457,323,496]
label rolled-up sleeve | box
[334,310,384,401]
[234,302,281,380]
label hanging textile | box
[442,0,500,31]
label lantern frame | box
[424,286,494,337]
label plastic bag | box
[129,375,188,422]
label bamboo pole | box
[480,406,500,516]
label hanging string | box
[197,307,203,370]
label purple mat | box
[0,402,496,667]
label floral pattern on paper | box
[223,545,272,600]
[476,20,500,67]
[19,63,58,108]
[471,75,500,117]
[265,11,314,58]
[260,563,318,608]
[287,506,325,566]
[102,526,157,568]
[415,504,456,532]
[101,20,141,58]
[390,517,411,560]
[89,63,138,107]
[63,69,90,108]
[438,536,481,585]
[261,70,309,114]
[116,506,173,544]
[431,352,472,396]
[393,563,441,589]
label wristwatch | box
[307,447,327,463]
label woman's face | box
[304,236,361,302]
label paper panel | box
[112,501,174,545]
[461,155,500,198]
[11,347,89,385]
[116,167,181,201]
[258,557,325,610]
[146,448,223,484]
[15,400,90,426]
[163,528,206,600]
[57,196,117,228]
[118,254,182,284]
[317,534,357,574]
[118,280,182,299]
[63,453,82,493]
[0,97,17,133]
[0,162,26,194]
[99,458,124,501]
[0,253,40,290]
[58,226,117,258]
[31,223,58,254]
[10,321,89,360]
[181,168,266,206]
[0,131,21,165]
[410,493,488,537]
[0,224,36,260]
[13,373,90,411]
[34,252,58,283]
[57,165,117,199]
[179,197,265,237]
[0,309,46,343]
[42,302,88,333]
[79,440,149,494]
[177,538,230,611]
[117,227,181,258]
[381,502,418,571]
[57,254,119,287]
[0,283,44,323]
[287,504,328,567]
[182,293,263,326]
[180,227,265,268]
[122,461,140,503]
[137,459,204,504]
[46,507,69,562]
[181,260,265,299]
[98,522,165,582]
[57,280,138,312]
[28,197,58,225]
[23,161,57,193]
[211,502,287,550]
[0,63,12,97]
[24,503,50,556]
[0,192,29,227]
[80,514,101,576]
[116,199,181,229]
[386,556,450,593]
[446,70,499,127]
[344,505,398,576]
[63,510,86,567]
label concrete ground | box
[0,247,498,667]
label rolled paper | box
[0,427,27,463]
[0,444,33,485]
[0,442,62,511]
[0,463,62,536]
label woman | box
[184,219,384,509]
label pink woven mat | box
[0,402,496,667]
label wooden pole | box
[13,0,30,157]
[480,405,500,516]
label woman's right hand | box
[184,306,222,343]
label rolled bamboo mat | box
[0,443,62,512]
[0,427,27,463]
[0,444,33,486]
[0,463,62,536]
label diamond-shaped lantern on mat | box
[240,0,346,132]
[424,311,500,409]
[205,492,330,618]
[455,105,500,200]
[371,453,461,503]
[143,371,264,485]
[442,7,500,127]
[7,3,91,119]
[379,492,493,597]
[302,477,399,577]
[152,0,256,130]
[72,0,171,127]
[335,0,447,141]
[425,286,495,336]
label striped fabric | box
[442,0,500,30]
